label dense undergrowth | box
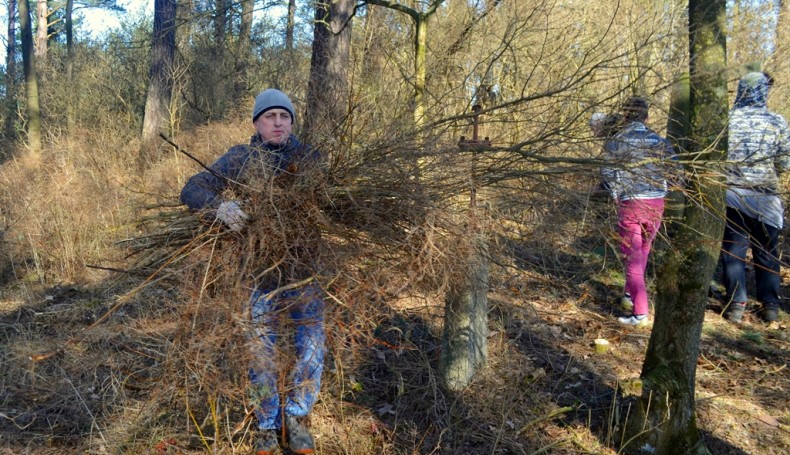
[1,116,788,454]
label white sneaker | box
[618,314,648,326]
[621,294,634,312]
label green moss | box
[740,331,764,345]
[619,378,643,397]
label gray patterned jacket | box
[602,121,676,201]
[727,72,790,191]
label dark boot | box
[725,302,747,323]
[762,303,779,323]
[285,415,315,454]
[254,430,280,455]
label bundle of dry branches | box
[100,134,487,449]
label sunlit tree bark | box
[234,0,253,98]
[286,0,296,52]
[664,3,691,231]
[19,0,42,158]
[4,0,18,153]
[140,0,177,169]
[364,0,445,128]
[66,0,75,137]
[304,0,354,147]
[767,0,790,113]
[35,0,47,61]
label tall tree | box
[140,0,177,169]
[365,0,445,128]
[19,0,42,158]
[303,0,354,146]
[214,0,228,47]
[65,0,75,137]
[235,0,253,98]
[622,1,728,453]
[664,3,691,231]
[767,0,789,113]
[4,0,18,153]
[286,0,296,52]
[35,0,47,61]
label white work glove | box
[589,112,607,137]
[216,200,249,232]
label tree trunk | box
[235,0,253,99]
[35,0,47,61]
[622,1,728,453]
[214,0,227,47]
[413,15,427,128]
[65,0,75,137]
[19,0,42,158]
[361,4,381,78]
[773,0,789,67]
[286,0,296,52]
[304,0,354,147]
[177,0,193,52]
[767,0,789,107]
[140,0,177,169]
[238,0,253,56]
[441,233,488,391]
[365,0,444,129]
[663,72,690,234]
[4,0,18,153]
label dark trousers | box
[721,207,781,307]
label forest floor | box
[1,227,789,455]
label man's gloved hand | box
[216,200,249,232]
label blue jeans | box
[249,282,325,430]
[721,207,781,307]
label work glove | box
[216,200,249,232]
[589,112,607,137]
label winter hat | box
[252,89,296,123]
[734,72,771,109]
[622,96,649,122]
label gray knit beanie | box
[252,89,296,123]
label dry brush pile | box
[0,110,677,454]
[0,127,527,453]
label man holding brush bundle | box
[181,88,325,455]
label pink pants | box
[618,198,665,316]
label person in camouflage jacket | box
[722,72,790,323]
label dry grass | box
[1,118,788,455]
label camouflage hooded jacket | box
[727,72,790,191]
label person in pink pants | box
[618,198,665,320]
[599,97,677,325]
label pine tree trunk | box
[622,1,728,453]
[140,0,177,169]
[19,0,42,159]
[234,0,253,99]
[4,0,18,153]
[65,0,75,138]
[413,15,427,128]
[285,0,296,52]
[35,0,47,61]
[767,0,789,108]
[304,0,353,147]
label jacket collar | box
[249,133,299,151]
